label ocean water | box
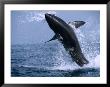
[11,40,100,77]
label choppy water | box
[11,40,100,77]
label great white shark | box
[45,13,89,67]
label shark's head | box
[45,13,58,32]
[45,13,56,24]
[45,13,53,20]
[45,13,66,32]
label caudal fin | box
[76,56,89,67]
[69,51,89,67]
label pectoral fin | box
[45,34,58,43]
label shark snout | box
[45,13,50,18]
[45,13,53,20]
[82,21,86,25]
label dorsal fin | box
[68,21,86,29]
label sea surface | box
[11,40,100,77]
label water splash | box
[18,11,57,24]
[50,42,100,70]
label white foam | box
[52,52,100,70]
[83,55,100,69]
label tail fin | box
[69,51,89,67]
[76,55,89,67]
